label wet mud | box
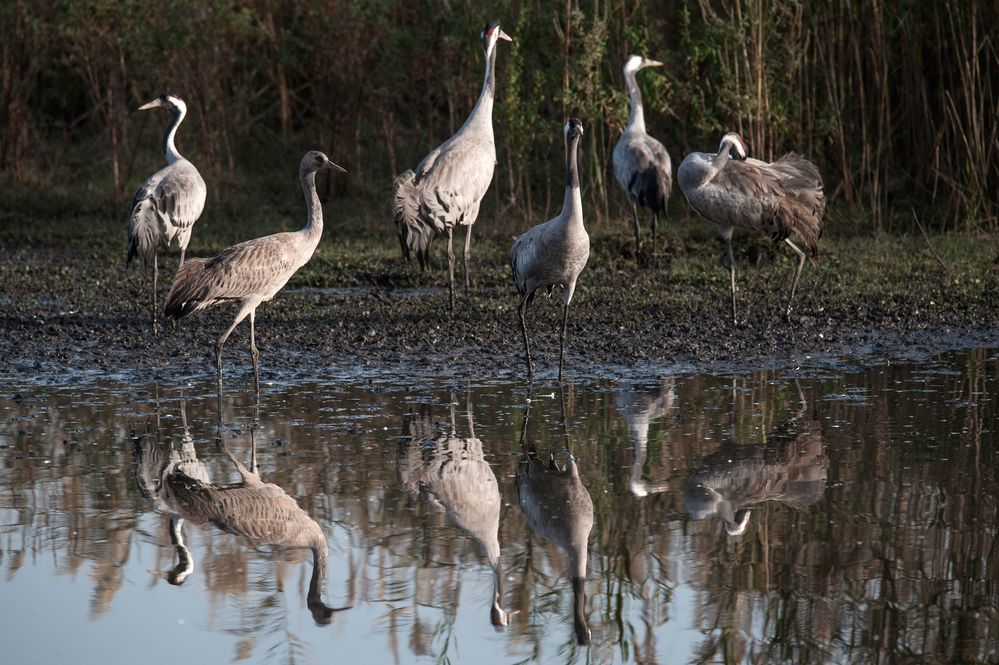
[1,232,997,387]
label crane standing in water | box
[509,119,589,382]
[392,21,512,312]
[127,94,207,330]
[164,151,345,392]
[612,55,672,261]
[677,132,825,323]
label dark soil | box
[1,205,997,388]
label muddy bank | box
[2,233,997,388]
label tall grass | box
[1,0,996,231]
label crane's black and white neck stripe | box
[622,55,661,134]
[718,132,748,160]
[469,21,512,125]
[139,93,188,165]
[564,118,584,191]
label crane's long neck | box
[488,545,513,627]
[163,106,186,165]
[571,575,591,645]
[301,170,324,241]
[559,134,583,227]
[307,529,334,623]
[465,44,498,133]
[624,70,646,134]
[309,539,328,600]
[705,143,736,184]
[629,422,651,497]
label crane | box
[398,394,514,628]
[677,132,825,323]
[516,392,593,645]
[127,93,207,330]
[164,151,345,391]
[612,55,672,261]
[615,380,676,498]
[683,417,827,537]
[509,118,589,382]
[393,21,512,311]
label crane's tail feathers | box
[629,167,671,215]
[392,170,434,270]
[127,198,160,268]
[771,153,825,255]
[163,258,210,319]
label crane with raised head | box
[509,118,589,382]
[677,132,825,323]
[164,151,345,391]
[398,395,515,629]
[127,93,206,330]
[612,55,672,261]
[393,21,512,312]
[616,380,676,498]
[516,392,593,645]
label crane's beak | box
[138,99,163,111]
[497,28,512,42]
[643,58,663,68]
[328,160,347,173]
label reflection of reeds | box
[2,363,997,662]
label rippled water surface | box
[2,350,997,664]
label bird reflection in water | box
[397,391,515,628]
[683,385,828,536]
[133,395,347,625]
[616,379,676,497]
[516,389,594,646]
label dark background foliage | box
[1,0,996,232]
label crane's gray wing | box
[687,156,824,252]
[509,226,540,296]
[392,169,435,267]
[167,472,313,546]
[164,234,300,317]
[153,160,207,233]
[415,138,496,229]
[127,173,166,267]
[614,133,672,213]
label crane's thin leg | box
[631,203,641,259]
[248,415,258,476]
[518,295,533,380]
[725,234,738,325]
[249,310,260,395]
[216,305,251,386]
[652,212,659,265]
[152,253,159,334]
[783,238,807,321]
[179,247,186,267]
[446,227,455,314]
[465,389,475,439]
[463,224,472,295]
[558,303,570,383]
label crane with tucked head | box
[164,151,345,392]
[127,93,206,331]
[612,55,672,261]
[509,118,589,382]
[392,20,512,312]
[678,132,825,323]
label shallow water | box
[1,349,997,664]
